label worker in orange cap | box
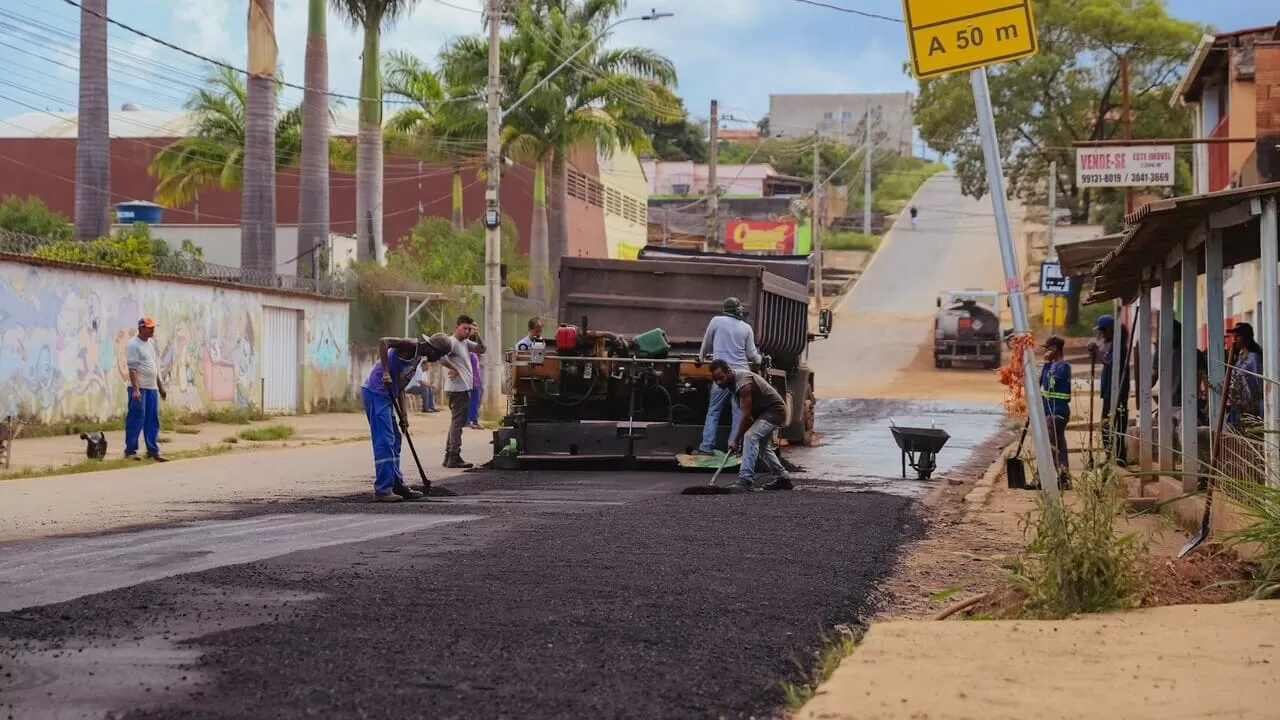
[125,316,168,462]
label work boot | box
[147,453,169,463]
[727,479,753,493]
[444,455,474,469]
[764,476,794,492]
[392,482,423,501]
[375,492,404,503]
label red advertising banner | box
[723,221,797,254]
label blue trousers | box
[407,385,436,412]
[739,416,787,485]
[700,383,742,452]
[124,388,161,457]
[468,386,482,424]
[363,387,403,495]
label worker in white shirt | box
[124,316,168,462]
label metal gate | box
[262,306,301,413]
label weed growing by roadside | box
[778,625,858,710]
[1006,462,1147,618]
[238,424,296,442]
[0,444,231,481]
[314,395,364,413]
[1227,480,1280,600]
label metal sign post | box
[902,0,1058,500]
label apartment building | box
[767,93,915,155]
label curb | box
[963,441,1010,506]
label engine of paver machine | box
[504,318,719,431]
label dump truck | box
[493,254,831,464]
[934,289,1003,369]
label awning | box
[1054,232,1124,277]
[1088,182,1280,303]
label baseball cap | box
[1094,314,1113,332]
[138,316,156,329]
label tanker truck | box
[933,289,1003,369]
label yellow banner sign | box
[902,0,1039,80]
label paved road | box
[0,174,1014,719]
[809,173,1020,403]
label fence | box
[0,227,352,299]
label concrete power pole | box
[812,142,823,309]
[481,0,504,418]
[1048,160,1058,336]
[863,105,873,237]
[707,99,719,248]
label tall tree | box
[331,0,422,264]
[241,0,278,274]
[383,50,485,230]
[298,0,330,279]
[149,67,303,208]
[620,90,707,162]
[915,0,1203,223]
[75,0,110,241]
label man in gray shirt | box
[437,314,486,469]
[710,359,790,491]
[696,297,762,455]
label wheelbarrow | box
[889,423,951,481]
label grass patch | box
[157,436,172,444]
[1227,480,1280,600]
[314,395,364,413]
[223,436,239,444]
[0,444,232,481]
[1004,461,1147,618]
[237,424,296,442]
[12,416,124,439]
[823,230,880,252]
[779,626,858,710]
[172,426,201,435]
[874,160,948,215]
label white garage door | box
[262,306,301,413]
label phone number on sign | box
[1080,171,1170,185]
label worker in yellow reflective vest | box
[1039,336,1072,483]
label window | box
[822,111,833,120]
[842,111,852,121]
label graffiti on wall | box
[0,260,350,422]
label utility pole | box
[707,99,719,249]
[1048,160,1058,336]
[1120,55,1133,215]
[481,0,503,418]
[812,142,823,309]
[863,105,873,237]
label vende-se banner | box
[1075,146,1176,188]
[723,221,797,253]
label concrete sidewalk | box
[0,413,495,542]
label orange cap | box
[138,316,156,329]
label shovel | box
[1178,348,1238,558]
[680,450,737,496]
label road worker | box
[695,297,763,456]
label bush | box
[823,231,879,252]
[1228,480,1280,599]
[32,222,204,276]
[0,194,73,242]
[238,424,295,441]
[1006,463,1147,618]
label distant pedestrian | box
[124,316,168,462]
[696,297,762,456]
[710,359,791,492]
[362,333,452,502]
[439,314,486,469]
[1091,314,1130,465]
[467,351,483,429]
[1226,322,1263,427]
[1039,336,1071,482]
[909,205,918,230]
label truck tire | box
[784,372,816,446]
[986,349,1002,369]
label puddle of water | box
[791,399,1006,497]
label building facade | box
[767,92,915,155]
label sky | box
[0,0,1276,134]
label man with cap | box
[1090,314,1131,464]
[363,333,453,502]
[1039,335,1072,481]
[695,296,763,456]
[124,316,167,462]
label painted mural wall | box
[0,258,350,423]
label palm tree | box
[331,0,422,264]
[383,50,485,230]
[75,0,110,241]
[148,66,303,208]
[241,0,278,274]
[298,0,330,279]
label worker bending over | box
[696,297,763,456]
[363,333,453,502]
[710,359,791,492]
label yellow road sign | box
[902,0,1039,80]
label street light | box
[481,7,673,420]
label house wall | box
[0,256,350,423]
[107,224,358,275]
[596,143,648,259]
[1229,82,1258,173]
[565,144,608,259]
[641,160,771,196]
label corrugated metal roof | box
[0,107,365,139]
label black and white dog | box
[80,431,108,460]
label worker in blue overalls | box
[1040,335,1072,486]
[362,333,453,502]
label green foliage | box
[915,0,1204,222]
[0,195,73,241]
[1006,464,1147,618]
[32,223,205,276]
[1227,479,1280,600]
[625,94,708,162]
[868,159,949,214]
[823,231,880,252]
[238,424,296,441]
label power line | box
[785,0,902,23]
